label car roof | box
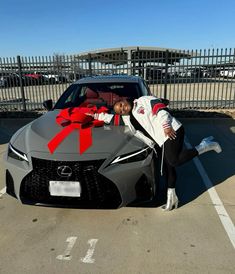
[74,75,143,84]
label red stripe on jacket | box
[152,103,167,115]
[114,114,120,126]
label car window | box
[54,82,141,109]
[54,84,85,109]
[141,80,151,95]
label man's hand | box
[85,113,95,117]
[164,127,176,140]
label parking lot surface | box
[0,117,235,274]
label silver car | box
[3,75,158,208]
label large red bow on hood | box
[48,106,108,154]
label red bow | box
[48,106,108,154]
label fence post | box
[88,54,92,76]
[17,55,26,111]
[73,56,77,81]
[164,50,169,99]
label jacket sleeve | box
[134,130,156,148]
[94,113,114,124]
[155,109,172,129]
[121,115,155,148]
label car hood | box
[11,110,145,158]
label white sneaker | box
[196,136,222,155]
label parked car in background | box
[179,69,192,77]
[178,67,208,78]
[0,73,21,88]
[4,75,159,209]
[23,72,44,85]
[24,71,43,80]
[219,69,235,78]
[42,73,68,84]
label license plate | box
[49,181,81,197]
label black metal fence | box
[1,48,235,111]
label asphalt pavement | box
[0,117,235,274]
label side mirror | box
[43,99,53,111]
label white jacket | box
[95,96,182,148]
[130,96,182,147]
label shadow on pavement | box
[0,118,35,145]
[0,129,11,144]
[174,115,235,208]
[132,111,235,209]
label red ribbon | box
[48,106,108,154]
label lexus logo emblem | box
[57,166,72,177]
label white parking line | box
[81,239,98,264]
[185,137,235,250]
[0,187,6,197]
[56,236,77,261]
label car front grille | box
[20,158,122,209]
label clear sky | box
[1,0,235,57]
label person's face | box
[114,100,132,115]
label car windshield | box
[54,82,141,110]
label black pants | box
[162,126,198,188]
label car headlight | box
[8,144,29,162]
[111,147,151,165]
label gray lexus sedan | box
[3,75,159,208]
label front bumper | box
[4,151,156,209]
